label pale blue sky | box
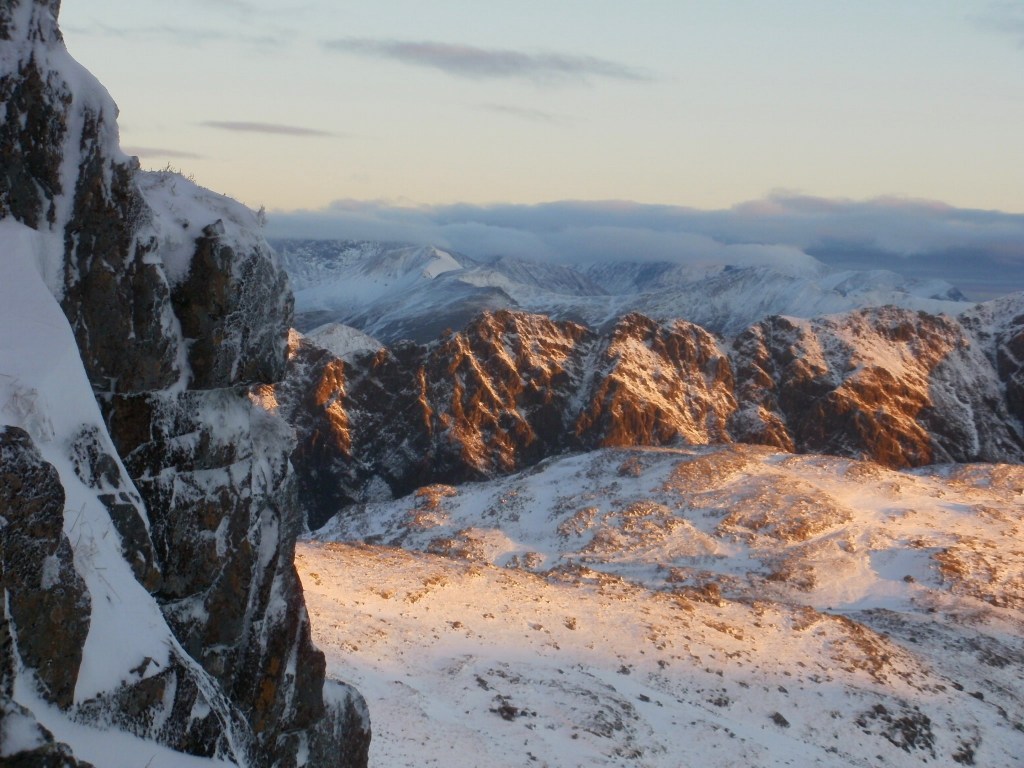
[60,1,1024,215]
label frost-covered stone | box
[0,426,90,710]
[730,306,1024,466]
[0,1,368,764]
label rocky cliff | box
[282,302,1024,528]
[278,311,737,529]
[729,305,1024,466]
[0,2,368,765]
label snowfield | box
[299,445,1024,767]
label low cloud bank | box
[266,195,1024,300]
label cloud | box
[123,146,203,160]
[475,103,565,124]
[65,21,287,49]
[69,22,228,44]
[322,38,650,84]
[200,121,336,137]
[266,195,1024,300]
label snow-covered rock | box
[278,302,1024,529]
[303,324,383,362]
[0,3,367,765]
[730,303,1024,466]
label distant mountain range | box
[271,239,970,343]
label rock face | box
[0,2,368,765]
[279,310,738,528]
[729,306,1024,467]
[0,427,90,710]
[961,295,1024,435]
[283,302,1024,527]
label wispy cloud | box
[200,121,336,137]
[266,195,1024,300]
[475,103,565,124]
[66,21,285,48]
[322,38,650,84]
[123,146,203,160]
[69,22,227,44]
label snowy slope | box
[273,238,970,343]
[302,445,1024,767]
[301,324,384,362]
[278,241,467,315]
[0,220,240,765]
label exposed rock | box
[279,310,737,526]
[61,129,182,394]
[171,220,293,390]
[0,426,90,711]
[108,388,336,754]
[960,294,1024,431]
[67,425,161,591]
[574,313,735,448]
[0,0,66,228]
[730,307,1024,467]
[0,1,368,764]
[73,657,253,761]
[284,302,1024,527]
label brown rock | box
[0,427,91,710]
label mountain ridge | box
[273,237,972,343]
[279,296,1024,530]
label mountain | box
[277,301,1024,529]
[0,3,367,766]
[301,444,1024,767]
[273,238,970,343]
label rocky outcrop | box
[575,313,735,447]
[961,295,1024,433]
[0,427,90,710]
[278,310,738,527]
[729,306,1024,467]
[107,389,341,757]
[0,1,367,765]
[283,302,1024,527]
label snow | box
[0,0,130,297]
[303,323,383,362]
[302,445,1024,766]
[136,170,272,286]
[14,685,235,768]
[281,242,469,316]
[0,705,48,756]
[274,238,973,343]
[0,220,236,765]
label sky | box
[59,1,1024,296]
